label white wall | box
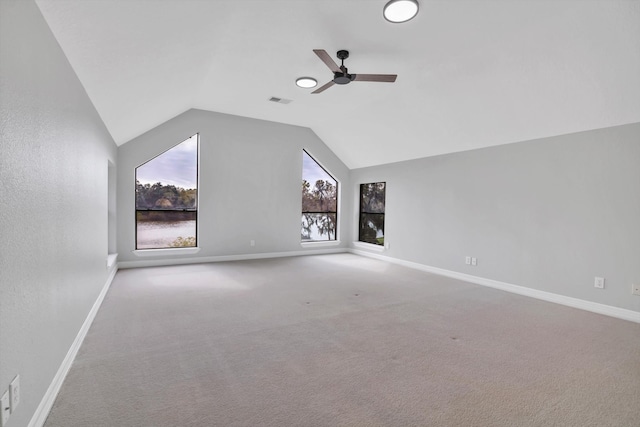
[0,1,117,426]
[351,123,640,313]
[117,109,350,264]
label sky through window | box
[136,134,198,189]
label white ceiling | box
[36,0,640,169]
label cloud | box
[136,135,198,188]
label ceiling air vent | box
[268,97,292,104]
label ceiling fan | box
[311,49,397,94]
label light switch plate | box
[9,375,19,412]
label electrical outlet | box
[1,390,10,426]
[632,284,640,296]
[384,242,390,249]
[9,376,19,412]
[465,256,471,265]
[594,277,605,289]
[471,257,477,266]
[250,240,255,247]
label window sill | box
[133,247,201,257]
[352,241,385,252]
[301,240,341,248]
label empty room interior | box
[1,0,639,426]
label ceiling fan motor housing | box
[333,72,355,85]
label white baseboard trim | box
[118,247,347,269]
[349,249,640,324]
[28,264,119,427]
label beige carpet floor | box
[45,254,640,426]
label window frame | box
[134,134,199,250]
[358,182,386,246]
[301,149,339,242]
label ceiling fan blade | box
[354,74,398,82]
[311,80,336,94]
[313,49,341,73]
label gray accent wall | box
[117,109,350,263]
[0,1,117,426]
[351,123,640,312]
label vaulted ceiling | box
[36,0,640,169]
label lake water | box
[137,216,336,249]
[137,220,196,249]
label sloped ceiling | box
[36,0,640,169]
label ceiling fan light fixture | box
[296,77,318,89]
[383,0,419,23]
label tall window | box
[135,134,198,249]
[359,182,385,245]
[301,150,338,241]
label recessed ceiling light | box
[383,0,419,23]
[296,77,318,89]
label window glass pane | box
[359,182,385,245]
[136,212,196,249]
[301,213,337,241]
[301,151,338,241]
[135,134,198,249]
